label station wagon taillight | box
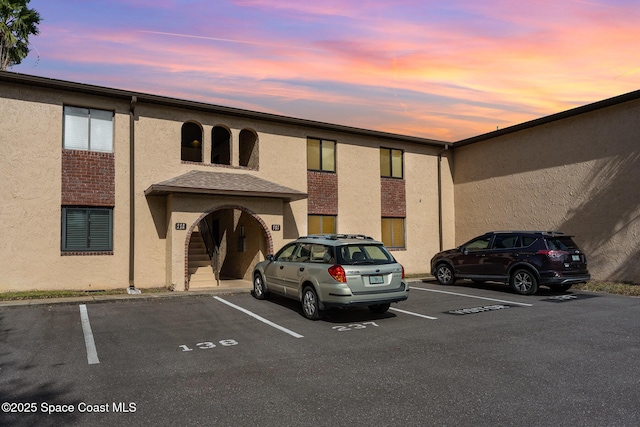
[328,265,346,283]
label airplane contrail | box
[137,30,322,51]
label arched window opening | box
[212,126,231,165]
[181,122,203,162]
[239,129,258,169]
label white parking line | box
[79,304,100,364]
[389,307,438,320]
[213,296,304,338]
[409,286,534,307]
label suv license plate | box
[571,255,580,262]
[369,275,384,284]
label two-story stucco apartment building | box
[0,72,455,292]
[1,72,639,291]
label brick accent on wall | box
[381,177,406,217]
[307,171,338,215]
[61,149,115,206]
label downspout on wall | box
[128,96,138,292]
[437,144,450,252]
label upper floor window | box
[212,126,231,165]
[380,148,403,178]
[181,122,203,162]
[63,106,113,152]
[239,128,259,169]
[307,138,335,172]
[308,215,336,235]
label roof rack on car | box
[299,234,374,240]
[493,230,565,235]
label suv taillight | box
[328,265,346,283]
[401,264,405,279]
[537,250,568,259]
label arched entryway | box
[185,205,272,290]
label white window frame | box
[63,106,114,152]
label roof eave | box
[454,89,640,147]
[144,184,307,202]
[1,71,449,148]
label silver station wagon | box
[252,234,409,319]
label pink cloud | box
[18,0,640,141]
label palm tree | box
[0,0,41,70]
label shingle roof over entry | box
[144,171,307,201]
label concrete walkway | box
[0,277,434,308]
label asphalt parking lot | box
[1,280,639,426]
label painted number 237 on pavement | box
[332,322,379,332]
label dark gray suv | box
[253,234,409,319]
[430,231,590,295]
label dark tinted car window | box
[465,236,492,251]
[338,244,395,265]
[546,237,579,251]
[492,235,519,249]
[522,236,537,247]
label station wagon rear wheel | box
[435,263,456,285]
[510,269,538,295]
[253,273,268,300]
[302,286,322,320]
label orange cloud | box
[19,0,640,141]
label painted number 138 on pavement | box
[179,340,238,351]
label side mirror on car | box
[266,254,274,261]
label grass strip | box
[572,281,640,297]
[0,288,169,301]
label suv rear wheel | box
[510,269,538,295]
[435,263,456,285]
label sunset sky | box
[12,0,640,141]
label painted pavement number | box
[179,340,238,352]
[545,294,597,303]
[332,322,379,332]
[447,304,515,316]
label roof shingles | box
[144,171,307,201]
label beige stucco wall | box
[5,75,638,289]
[0,83,132,291]
[130,104,309,289]
[335,138,454,274]
[453,99,640,283]
[0,79,451,292]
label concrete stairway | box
[188,230,217,289]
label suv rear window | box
[545,236,579,251]
[337,244,395,265]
